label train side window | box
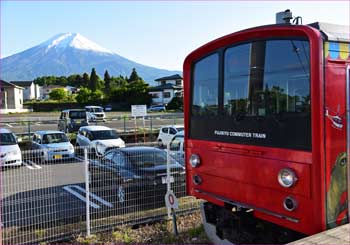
[192,53,219,116]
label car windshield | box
[43,133,69,144]
[0,133,17,145]
[91,130,119,140]
[126,150,177,168]
[69,111,86,119]
[88,107,103,112]
[176,127,184,132]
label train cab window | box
[192,53,219,116]
[190,38,311,151]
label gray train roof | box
[308,22,350,42]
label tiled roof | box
[149,83,183,92]
[10,81,34,87]
[154,74,182,81]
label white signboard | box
[131,105,147,117]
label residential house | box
[149,74,183,105]
[41,85,70,99]
[0,80,26,113]
[11,81,41,101]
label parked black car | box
[89,146,186,210]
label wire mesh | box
[1,140,199,244]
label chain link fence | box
[1,143,199,244]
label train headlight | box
[189,154,201,168]
[283,196,298,211]
[278,168,297,188]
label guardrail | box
[1,142,198,244]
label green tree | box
[82,73,90,87]
[49,88,68,101]
[91,89,104,101]
[167,96,183,110]
[104,70,111,92]
[76,87,92,104]
[128,68,141,83]
[89,68,104,91]
[126,80,152,105]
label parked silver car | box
[31,131,75,163]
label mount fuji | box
[0,33,180,84]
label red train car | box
[183,11,350,243]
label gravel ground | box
[72,211,211,244]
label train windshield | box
[191,38,311,150]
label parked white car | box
[0,128,22,167]
[157,125,184,147]
[31,131,75,163]
[169,130,184,166]
[85,106,106,122]
[76,126,125,156]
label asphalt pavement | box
[1,154,182,233]
[0,113,184,135]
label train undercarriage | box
[201,202,306,244]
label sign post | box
[131,105,147,143]
[165,143,179,235]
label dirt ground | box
[72,211,211,244]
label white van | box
[157,125,184,147]
[85,106,106,122]
[169,131,184,166]
[0,128,22,167]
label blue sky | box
[1,1,349,70]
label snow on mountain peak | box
[42,33,112,54]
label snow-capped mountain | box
[0,33,180,84]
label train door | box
[324,42,350,228]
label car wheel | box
[158,140,163,148]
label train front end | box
[183,21,333,243]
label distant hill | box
[0,33,181,85]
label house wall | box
[149,91,163,104]
[22,84,35,100]
[158,79,183,87]
[14,88,23,109]
[0,91,7,109]
[162,89,174,104]
[35,84,41,99]
[2,87,23,109]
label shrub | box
[166,97,183,110]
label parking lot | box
[0,111,189,244]
[0,112,183,136]
[2,147,190,243]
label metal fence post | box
[123,116,126,133]
[84,148,91,237]
[28,121,31,140]
[166,142,171,218]
[150,116,153,141]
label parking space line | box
[26,160,42,169]
[6,123,13,128]
[74,156,85,162]
[63,186,101,209]
[73,185,113,208]
[23,161,35,170]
